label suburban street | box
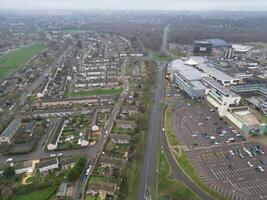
[73,66,129,200]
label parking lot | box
[169,88,267,200]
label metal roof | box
[191,57,238,82]
[1,118,21,138]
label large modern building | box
[193,40,213,55]
[0,118,22,144]
[169,59,206,99]
[231,84,267,115]
[169,57,267,135]
[202,77,241,116]
[188,57,241,86]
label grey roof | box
[36,158,58,169]
[1,118,21,138]
[60,157,77,166]
[170,59,203,81]
[205,39,231,47]
[232,84,267,97]
[170,59,206,91]
[191,81,207,90]
[56,182,67,197]
[49,118,65,145]
[25,121,36,132]
[191,57,238,82]
[202,77,238,97]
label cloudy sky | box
[0,0,267,11]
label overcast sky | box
[1,0,267,11]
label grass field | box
[0,42,44,79]
[12,186,55,200]
[69,88,123,97]
[165,107,229,200]
[158,150,200,200]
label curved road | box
[160,105,214,200]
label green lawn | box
[158,150,200,200]
[12,186,55,200]
[0,42,44,78]
[166,108,179,146]
[261,115,267,124]
[69,88,123,97]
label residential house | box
[56,182,67,199]
[116,120,136,129]
[47,118,66,150]
[35,158,59,174]
[110,134,131,144]
[0,118,21,144]
[24,121,37,136]
[14,160,34,175]
[60,157,77,170]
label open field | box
[12,186,56,200]
[0,42,44,78]
[69,88,123,97]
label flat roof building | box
[189,57,240,86]
[169,59,206,99]
[231,84,267,115]
[202,77,241,116]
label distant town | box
[0,9,267,200]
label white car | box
[257,166,264,172]
[50,154,56,157]
[198,123,204,126]
[247,162,253,167]
[162,128,165,132]
[105,130,108,134]
[6,158,13,162]
[57,153,63,157]
[229,150,234,155]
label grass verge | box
[158,149,200,200]
[165,107,229,200]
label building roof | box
[35,158,58,169]
[110,134,131,141]
[191,57,239,82]
[205,39,231,48]
[170,59,206,91]
[49,118,65,145]
[232,44,253,53]
[56,182,67,197]
[1,118,21,138]
[25,121,36,133]
[14,160,33,170]
[170,59,203,81]
[202,77,239,97]
[60,157,77,166]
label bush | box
[67,157,86,182]
[3,166,15,180]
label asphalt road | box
[160,106,215,200]
[137,63,165,200]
